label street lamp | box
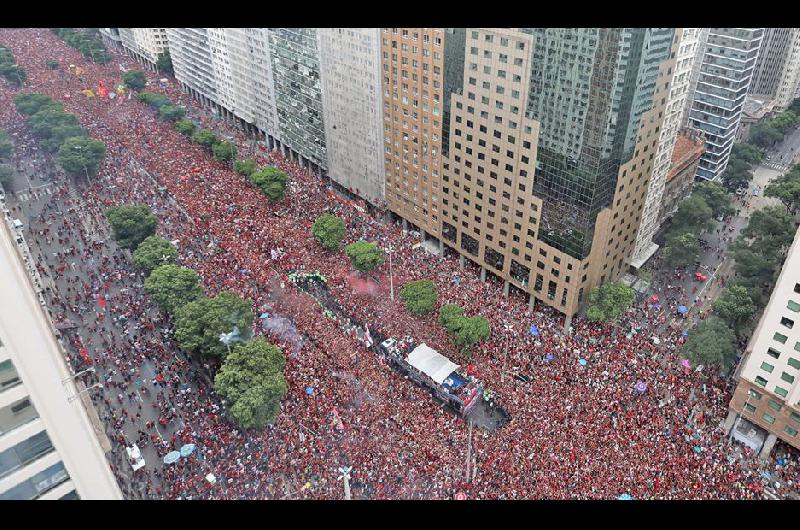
[337,466,353,500]
[67,382,103,403]
[61,366,96,384]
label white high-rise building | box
[750,28,800,110]
[631,28,701,268]
[728,226,800,458]
[687,28,764,181]
[318,28,385,205]
[0,223,121,500]
[118,28,169,71]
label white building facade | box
[118,28,169,70]
[0,223,121,500]
[318,28,385,205]
[631,28,701,267]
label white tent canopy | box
[406,343,460,385]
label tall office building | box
[687,28,764,181]
[380,28,465,237]
[631,28,701,267]
[117,28,169,71]
[727,226,800,458]
[750,28,800,110]
[318,28,385,204]
[167,28,218,108]
[436,28,675,318]
[269,28,327,174]
[0,223,121,500]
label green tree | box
[233,159,257,177]
[399,279,439,316]
[586,281,635,322]
[105,203,158,250]
[790,98,800,115]
[345,241,385,273]
[158,104,185,122]
[29,108,80,139]
[132,235,178,274]
[122,70,147,91]
[311,213,346,250]
[693,181,734,219]
[156,51,173,75]
[731,143,763,164]
[439,304,465,333]
[143,264,204,315]
[192,129,218,149]
[214,337,287,429]
[721,157,754,192]
[453,315,491,353]
[681,317,738,370]
[0,165,14,186]
[765,168,800,215]
[13,93,61,116]
[0,64,26,86]
[749,121,783,148]
[713,285,757,330]
[175,119,196,137]
[46,59,59,70]
[739,206,796,260]
[173,291,254,358]
[138,92,171,109]
[730,246,777,294]
[41,124,88,153]
[668,194,715,236]
[250,167,287,201]
[663,231,700,268]
[56,136,106,179]
[212,141,236,162]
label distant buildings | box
[687,28,764,181]
[750,28,800,111]
[727,226,800,458]
[737,95,779,142]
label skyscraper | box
[631,28,701,267]
[435,28,675,319]
[318,28,385,205]
[687,28,764,181]
[117,28,169,72]
[0,224,121,500]
[727,226,800,458]
[750,28,800,110]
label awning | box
[406,343,460,385]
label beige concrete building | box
[631,28,701,268]
[727,226,800,458]
[0,221,121,499]
[437,28,675,320]
[750,28,800,111]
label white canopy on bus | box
[406,343,460,385]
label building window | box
[775,332,788,344]
[775,386,789,398]
[744,402,757,413]
[781,372,796,384]
[768,399,783,412]
[792,412,800,425]
[788,300,800,313]
[755,376,768,387]
[749,389,762,400]
[789,358,800,370]
[0,359,22,392]
[761,361,775,373]
[763,413,776,425]
[767,347,782,359]
[785,425,798,437]
[781,317,795,329]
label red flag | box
[97,294,107,310]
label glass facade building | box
[522,28,673,259]
[688,28,764,181]
[269,28,327,170]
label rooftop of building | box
[742,95,778,120]
[667,129,705,182]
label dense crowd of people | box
[0,28,782,499]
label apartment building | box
[687,28,764,181]
[118,28,169,71]
[380,28,465,236]
[631,28,701,268]
[0,222,121,500]
[167,28,218,108]
[436,28,675,320]
[727,226,800,458]
[318,28,384,205]
[659,128,705,220]
[750,28,800,110]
